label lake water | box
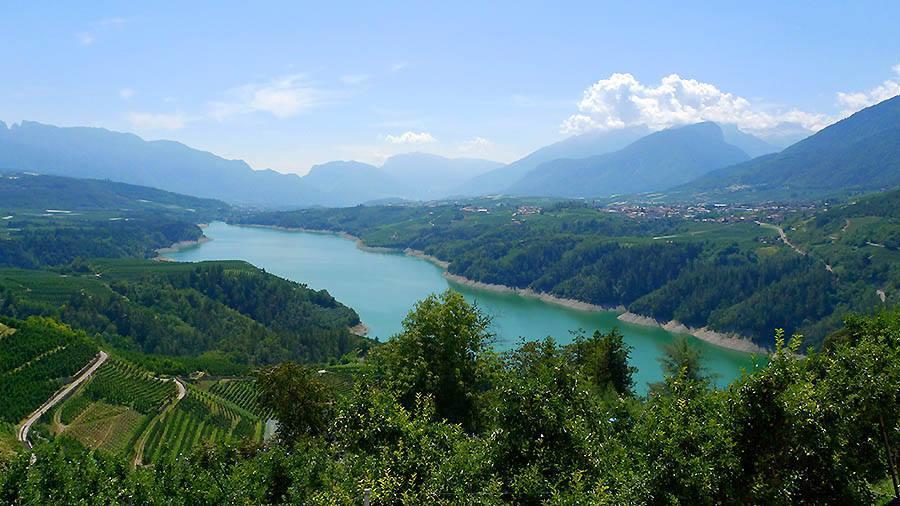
[169,222,761,392]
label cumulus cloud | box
[119,88,134,99]
[561,73,829,136]
[127,111,190,130]
[385,131,437,144]
[564,67,900,138]
[561,73,829,133]
[209,74,328,120]
[458,137,493,152]
[836,76,900,116]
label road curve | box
[17,351,109,449]
[173,377,186,400]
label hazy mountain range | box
[2,95,899,207]
[506,122,751,198]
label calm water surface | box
[169,222,762,392]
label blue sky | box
[1,1,898,174]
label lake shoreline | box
[231,222,766,355]
[617,312,769,354]
[156,236,211,260]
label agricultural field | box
[140,386,263,465]
[83,358,176,414]
[57,401,146,456]
[0,317,98,423]
[0,422,19,459]
[205,378,271,419]
[51,358,175,458]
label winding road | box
[17,351,108,450]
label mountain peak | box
[680,94,900,201]
[507,122,749,198]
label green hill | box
[0,259,368,370]
[0,172,229,218]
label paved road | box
[17,351,108,449]
[173,377,186,400]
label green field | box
[206,378,271,419]
[58,401,146,456]
[141,386,263,465]
[82,358,176,414]
[0,317,98,423]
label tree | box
[254,362,331,443]
[568,328,636,397]
[651,335,710,394]
[370,290,496,432]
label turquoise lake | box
[168,222,763,392]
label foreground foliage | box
[1,293,898,504]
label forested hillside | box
[0,260,367,372]
[235,197,896,348]
[0,173,230,268]
[0,173,229,218]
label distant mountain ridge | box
[679,95,900,201]
[456,126,651,195]
[0,121,501,208]
[0,120,323,207]
[507,122,750,198]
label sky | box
[1,1,898,175]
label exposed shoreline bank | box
[155,236,211,260]
[617,312,769,354]
[232,222,766,355]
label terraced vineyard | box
[208,379,271,419]
[83,358,176,414]
[0,317,98,423]
[51,358,177,458]
[140,386,263,464]
[59,401,145,456]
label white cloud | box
[209,74,328,120]
[458,137,493,152]
[76,32,94,45]
[836,78,900,116]
[119,88,135,99]
[384,131,437,144]
[341,74,370,85]
[127,111,190,130]
[561,73,829,136]
[389,62,408,72]
[893,63,900,76]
